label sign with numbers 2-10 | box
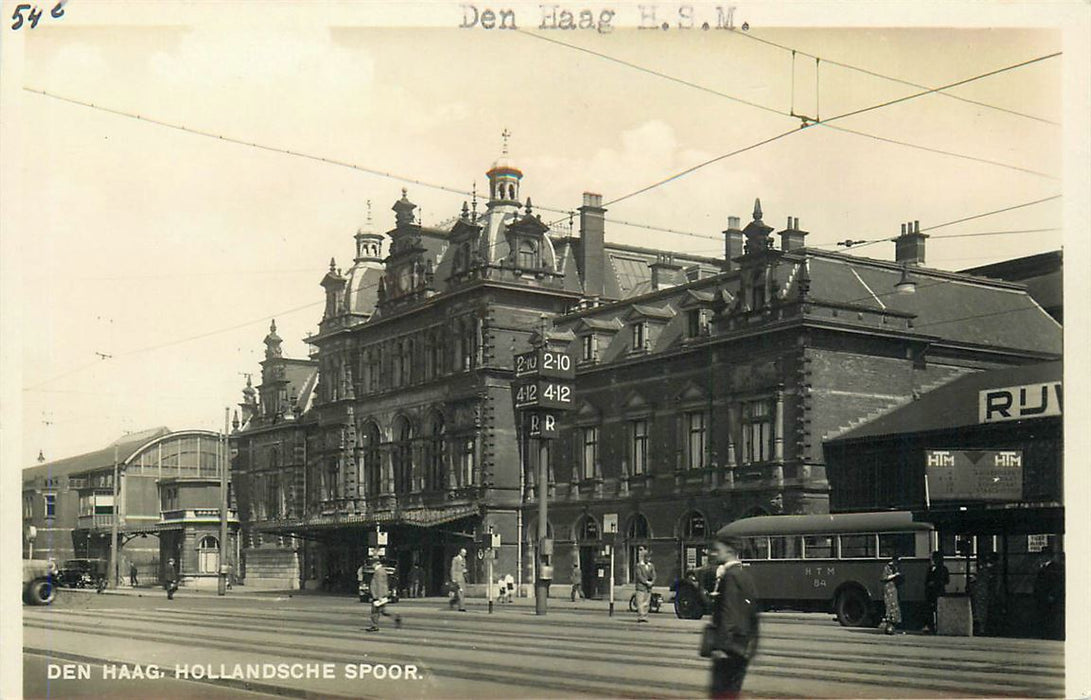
[514,348,575,380]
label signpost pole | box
[536,454,549,616]
[608,543,615,617]
[109,443,119,588]
[487,546,494,614]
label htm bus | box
[673,511,934,627]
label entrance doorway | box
[579,546,598,599]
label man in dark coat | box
[707,533,760,699]
[924,551,950,633]
[163,558,178,600]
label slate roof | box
[827,360,1062,442]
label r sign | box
[979,382,1062,423]
[527,412,559,439]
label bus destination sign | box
[514,348,575,380]
[925,449,1023,502]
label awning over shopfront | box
[915,503,1063,535]
[253,504,481,533]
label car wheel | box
[673,584,704,620]
[27,579,56,605]
[835,587,870,627]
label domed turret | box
[486,128,522,205]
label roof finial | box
[329,257,337,273]
[471,181,478,218]
[270,319,277,333]
[753,198,763,222]
[525,197,533,215]
[37,449,45,463]
[365,199,372,228]
[401,186,408,199]
[501,127,511,156]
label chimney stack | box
[650,253,682,291]
[578,192,606,298]
[894,219,928,266]
[722,215,744,272]
[779,215,808,252]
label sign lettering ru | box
[979,382,1061,424]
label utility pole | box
[109,443,119,588]
[218,407,230,596]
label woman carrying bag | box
[879,555,905,634]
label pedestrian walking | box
[129,562,139,587]
[879,555,904,634]
[634,545,656,623]
[409,561,424,598]
[365,561,402,632]
[924,551,950,633]
[162,558,178,600]
[1033,545,1064,640]
[504,573,515,602]
[969,552,997,636]
[702,533,760,699]
[450,548,467,611]
[570,558,583,602]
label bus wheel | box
[673,585,704,620]
[835,587,870,627]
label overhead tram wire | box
[22,87,721,244]
[517,33,1060,225]
[734,30,1059,126]
[823,195,1062,251]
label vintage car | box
[672,564,718,619]
[23,559,58,605]
[56,558,108,590]
[357,560,400,604]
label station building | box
[230,152,1062,597]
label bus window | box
[741,537,769,560]
[839,534,877,559]
[879,533,916,558]
[803,535,835,559]
[770,536,803,559]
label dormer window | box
[686,309,710,338]
[580,334,596,363]
[518,240,538,270]
[632,322,647,351]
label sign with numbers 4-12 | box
[514,380,574,410]
[514,349,575,380]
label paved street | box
[24,588,1064,698]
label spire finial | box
[366,199,372,228]
[37,449,45,463]
[461,201,470,220]
[501,127,511,155]
[753,198,763,222]
[245,373,253,389]
[401,187,408,199]
[270,319,277,333]
[525,197,533,215]
[471,182,478,218]
[329,257,336,273]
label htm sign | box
[978,382,1062,424]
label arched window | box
[197,535,220,574]
[268,447,279,469]
[627,513,650,540]
[682,511,707,539]
[575,515,600,541]
[361,422,382,497]
[392,416,414,495]
[424,412,445,492]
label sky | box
[1,2,1082,469]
